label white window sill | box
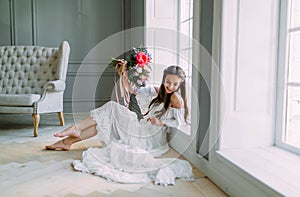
[216,146,300,196]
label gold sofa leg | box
[58,112,65,126]
[32,114,40,137]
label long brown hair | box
[146,65,189,123]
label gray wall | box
[0,0,144,113]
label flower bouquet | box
[109,47,152,108]
[109,47,152,88]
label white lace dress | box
[72,87,194,185]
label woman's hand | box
[116,64,136,94]
[116,61,127,76]
[147,116,165,126]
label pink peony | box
[136,52,150,67]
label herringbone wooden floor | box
[0,114,228,197]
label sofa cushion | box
[0,94,40,106]
[0,46,60,95]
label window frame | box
[178,0,193,119]
[275,0,300,155]
[146,0,194,135]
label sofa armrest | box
[33,80,66,105]
[44,80,66,92]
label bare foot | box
[45,139,71,151]
[54,125,81,138]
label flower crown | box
[109,47,152,88]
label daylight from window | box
[178,0,193,114]
[146,0,193,134]
[284,0,300,149]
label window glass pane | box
[291,0,300,28]
[178,0,193,117]
[285,0,300,149]
[280,0,300,153]
[180,23,192,48]
[180,0,192,21]
[179,49,192,74]
[285,86,300,147]
[180,21,190,36]
[288,33,300,83]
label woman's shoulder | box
[170,92,184,109]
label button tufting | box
[0,43,68,114]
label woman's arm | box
[148,92,185,127]
[147,116,165,126]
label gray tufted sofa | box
[0,41,70,136]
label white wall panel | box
[220,0,278,149]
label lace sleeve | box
[162,108,185,129]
